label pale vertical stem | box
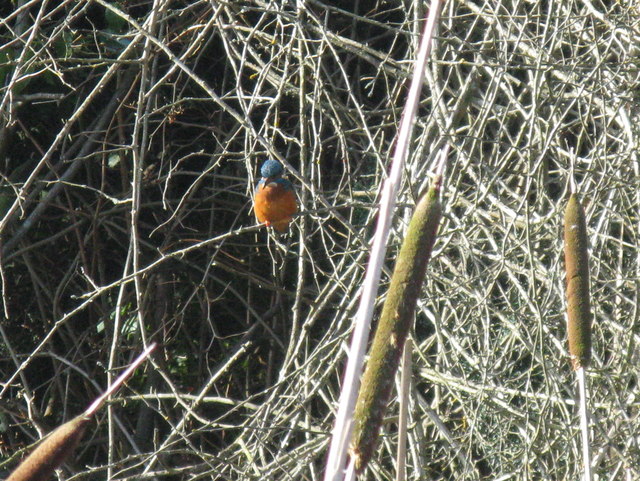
[577,367,592,481]
[344,459,356,481]
[322,3,443,479]
[396,339,412,481]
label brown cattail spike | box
[350,176,442,473]
[6,415,90,481]
[564,193,592,370]
[6,345,155,481]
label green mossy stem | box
[6,415,90,481]
[349,178,442,473]
[564,194,592,370]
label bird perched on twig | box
[254,159,297,232]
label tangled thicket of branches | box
[1,1,639,480]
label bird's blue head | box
[260,159,284,179]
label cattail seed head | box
[350,178,442,473]
[563,194,592,370]
[7,415,90,481]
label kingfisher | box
[254,159,297,232]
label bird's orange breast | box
[255,182,297,232]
